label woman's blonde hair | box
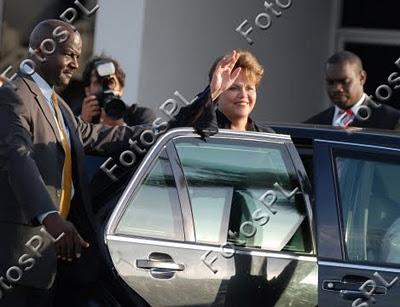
[208,50,264,87]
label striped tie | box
[52,90,72,218]
[339,109,354,128]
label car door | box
[315,139,400,307]
[105,128,317,307]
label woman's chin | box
[232,110,250,119]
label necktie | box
[338,109,354,128]
[52,90,72,218]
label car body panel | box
[107,235,317,307]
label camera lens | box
[104,95,126,119]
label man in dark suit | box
[305,51,400,130]
[0,19,145,306]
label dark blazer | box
[305,97,400,130]
[0,74,144,288]
[124,104,156,126]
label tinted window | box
[116,151,184,241]
[335,151,400,264]
[175,138,310,253]
[342,1,400,30]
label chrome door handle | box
[323,280,387,299]
[136,259,184,271]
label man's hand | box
[42,212,89,261]
[210,50,241,102]
[80,95,101,123]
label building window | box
[337,0,400,110]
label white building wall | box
[93,0,146,105]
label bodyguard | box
[0,19,145,306]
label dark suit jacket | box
[305,97,400,130]
[0,74,144,288]
[124,104,156,126]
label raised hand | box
[210,50,241,102]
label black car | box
[91,125,400,307]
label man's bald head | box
[29,19,77,51]
[326,51,364,74]
[27,19,82,87]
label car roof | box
[265,123,400,149]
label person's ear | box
[29,47,47,63]
[360,70,367,85]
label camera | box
[94,60,126,121]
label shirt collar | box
[333,93,366,120]
[350,93,367,114]
[31,72,54,103]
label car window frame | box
[113,148,185,241]
[105,130,191,238]
[332,144,400,268]
[170,133,316,255]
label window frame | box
[332,144,400,267]
[333,1,400,112]
[171,134,315,255]
[336,0,400,50]
[112,148,185,242]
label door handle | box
[136,259,184,271]
[323,280,387,299]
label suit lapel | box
[59,100,78,148]
[351,96,369,127]
[325,107,335,125]
[22,76,63,145]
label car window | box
[174,137,310,253]
[335,151,400,265]
[115,150,184,241]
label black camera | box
[94,61,126,120]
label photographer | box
[80,55,155,126]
